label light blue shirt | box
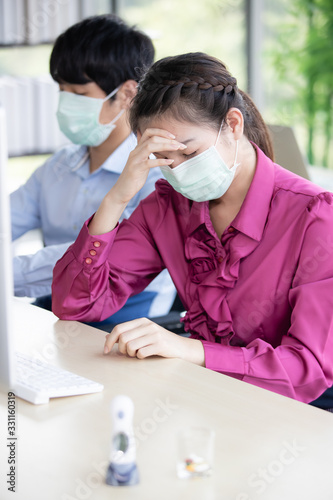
[11,134,176,316]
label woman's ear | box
[225,107,244,140]
[117,80,138,109]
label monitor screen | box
[0,106,15,392]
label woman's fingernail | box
[178,144,187,149]
[104,345,109,354]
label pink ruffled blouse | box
[52,146,333,403]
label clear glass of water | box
[177,426,215,479]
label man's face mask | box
[160,122,239,202]
[56,86,124,147]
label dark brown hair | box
[50,15,154,96]
[129,52,274,161]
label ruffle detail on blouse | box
[182,225,261,344]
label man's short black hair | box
[50,14,155,95]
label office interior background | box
[1,0,332,197]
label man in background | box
[10,14,176,326]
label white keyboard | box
[14,352,104,405]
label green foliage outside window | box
[273,0,333,167]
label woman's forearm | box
[88,187,128,235]
[88,129,184,235]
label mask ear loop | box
[214,120,224,147]
[215,120,240,170]
[101,85,125,125]
[109,108,125,124]
[103,86,120,102]
[232,140,240,170]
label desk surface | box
[1,300,333,500]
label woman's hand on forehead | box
[139,127,188,156]
[139,127,176,141]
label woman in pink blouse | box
[52,52,333,406]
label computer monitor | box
[0,108,104,403]
[0,106,15,393]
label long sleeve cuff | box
[71,216,119,271]
[202,341,245,378]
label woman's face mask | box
[159,122,240,202]
[56,86,124,146]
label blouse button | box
[93,241,101,248]
[85,257,92,265]
[228,227,235,233]
[218,256,224,263]
[89,249,97,256]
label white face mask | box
[56,86,124,146]
[159,122,239,202]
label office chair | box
[152,293,188,336]
[89,293,188,335]
[267,124,310,180]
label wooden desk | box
[1,300,333,500]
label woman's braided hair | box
[129,52,274,160]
